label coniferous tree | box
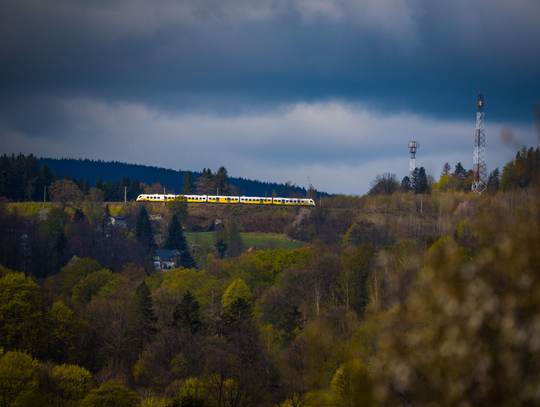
[163,214,188,251]
[172,290,202,333]
[135,207,156,249]
[280,305,302,345]
[130,281,158,356]
[401,176,412,192]
[487,167,501,194]
[196,168,214,194]
[441,162,452,176]
[222,297,252,327]
[182,171,196,194]
[214,166,230,196]
[411,167,428,194]
[82,178,90,195]
[95,177,103,191]
[215,239,228,260]
[454,162,467,180]
[225,220,244,257]
[177,250,198,270]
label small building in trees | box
[153,249,182,270]
[108,216,127,229]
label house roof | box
[154,249,181,262]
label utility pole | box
[472,92,487,194]
[44,186,46,202]
[125,186,127,202]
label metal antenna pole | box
[472,92,487,194]
[408,141,419,176]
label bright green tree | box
[0,272,42,353]
[0,350,40,407]
[79,381,140,407]
[343,223,363,245]
[167,196,188,225]
[58,257,102,295]
[331,359,372,407]
[72,269,117,303]
[340,244,376,315]
[221,278,251,310]
[44,301,80,363]
[52,363,93,405]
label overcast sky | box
[1,0,539,194]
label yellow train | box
[136,194,316,206]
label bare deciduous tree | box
[368,173,399,196]
[49,180,82,208]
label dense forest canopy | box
[37,157,321,199]
[1,146,540,406]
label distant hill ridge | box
[39,157,322,198]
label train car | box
[136,194,177,202]
[215,196,240,204]
[300,199,316,206]
[240,196,272,205]
[184,195,207,203]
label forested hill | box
[39,157,317,197]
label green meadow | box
[186,232,303,250]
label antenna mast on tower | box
[408,141,419,176]
[472,92,487,194]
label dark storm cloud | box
[1,0,539,121]
[1,0,539,194]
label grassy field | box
[186,232,304,250]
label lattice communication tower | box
[472,92,487,194]
[409,141,419,176]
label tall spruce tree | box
[214,166,230,196]
[135,206,156,249]
[130,281,158,356]
[401,176,412,192]
[177,250,197,270]
[182,171,196,194]
[172,290,202,333]
[487,167,501,194]
[454,162,467,180]
[412,167,428,194]
[163,214,188,251]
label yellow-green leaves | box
[0,350,40,407]
[0,272,42,353]
[222,278,251,310]
[52,363,93,404]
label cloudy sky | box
[1,0,539,194]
